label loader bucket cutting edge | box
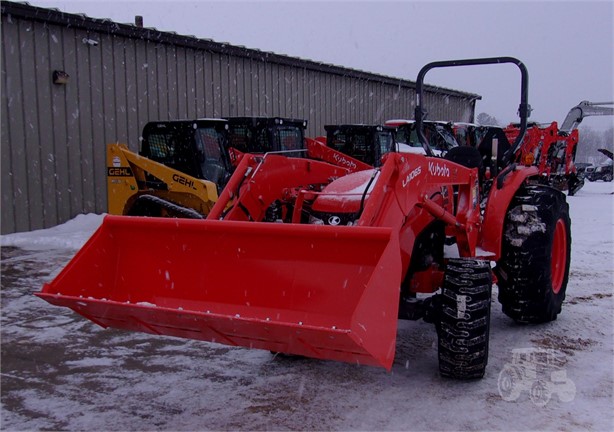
[37,215,402,370]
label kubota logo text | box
[332,153,357,170]
[428,161,450,177]
[402,166,422,187]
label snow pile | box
[0,213,104,251]
[396,142,443,156]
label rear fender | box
[481,165,539,258]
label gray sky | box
[29,0,614,130]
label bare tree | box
[576,126,611,163]
[476,112,500,126]
[602,127,613,150]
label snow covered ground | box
[1,182,612,431]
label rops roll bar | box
[414,56,531,166]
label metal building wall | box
[1,2,478,234]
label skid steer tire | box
[128,195,204,219]
[496,186,571,324]
[437,258,492,380]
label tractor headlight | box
[308,211,359,226]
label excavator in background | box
[39,57,573,380]
[559,101,614,133]
[506,100,613,195]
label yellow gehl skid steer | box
[107,143,220,219]
[107,117,312,218]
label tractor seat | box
[444,146,483,169]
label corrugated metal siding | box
[1,2,478,234]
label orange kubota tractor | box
[37,57,572,380]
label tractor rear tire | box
[438,258,492,379]
[496,186,571,323]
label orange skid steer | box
[37,58,572,379]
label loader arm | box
[209,153,351,222]
[355,153,482,256]
[305,138,373,172]
[226,139,372,173]
[107,143,219,216]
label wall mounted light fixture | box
[82,37,99,46]
[52,70,70,85]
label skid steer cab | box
[108,119,231,219]
[321,124,397,167]
[39,57,572,381]
[227,117,307,154]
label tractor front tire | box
[438,258,492,379]
[496,186,571,323]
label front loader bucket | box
[37,216,402,370]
